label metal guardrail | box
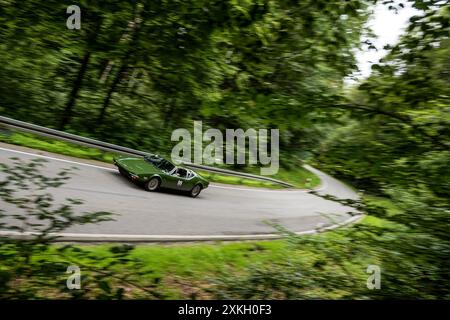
[179,162,294,187]
[0,116,295,187]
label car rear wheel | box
[190,184,202,198]
[145,177,160,191]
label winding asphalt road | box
[0,143,359,241]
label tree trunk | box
[59,51,91,130]
[97,63,126,124]
[96,13,142,125]
[59,18,102,130]
[99,60,115,83]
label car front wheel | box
[145,177,160,191]
[190,184,202,198]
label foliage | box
[0,0,372,165]
[211,194,450,299]
[211,1,450,299]
[0,0,448,299]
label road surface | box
[0,143,359,241]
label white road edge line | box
[0,146,116,171]
[0,146,327,193]
[0,215,364,242]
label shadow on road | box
[107,170,201,199]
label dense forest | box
[0,0,373,161]
[0,0,449,298]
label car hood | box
[114,156,158,174]
[195,172,209,187]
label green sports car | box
[113,154,209,198]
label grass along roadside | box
[0,130,320,189]
[4,212,392,299]
[196,170,284,189]
[41,240,289,299]
[0,128,117,163]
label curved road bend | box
[0,144,359,241]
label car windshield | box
[144,155,175,172]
